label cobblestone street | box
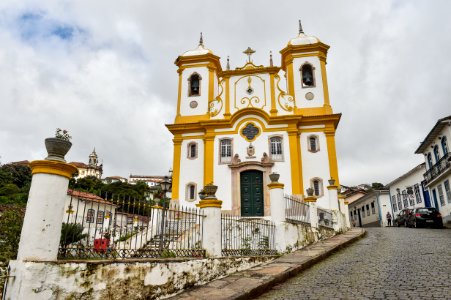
[257,228,451,300]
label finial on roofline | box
[226,56,230,70]
[299,20,304,34]
[269,51,273,67]
[199,32,204,46]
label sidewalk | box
[170,228,366,300]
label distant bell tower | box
[88,148,98,167]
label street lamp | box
[159,175,172,253]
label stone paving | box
[258,227,451,300]
[170,228,365,300]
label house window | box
[442,137,449,155]
[414,184,422,204]
[433,145,440,162]
[361,206,365,218]
[188,73,201,96]
[437,184,445,206]
[366,204,370,216]
[187,142,198,159]
[86,209,95,223]
[427,153,433,169]
[307,135,319,153]
[311,178,323,197]
[350,211,353,217]
[402,191,408,208]
[397,193,402,210]
[371,202,375,214]
[269,136,283,161]
[97,211,105,224]
[444,180,451,203]
[219,138,233,164]
[300,63,315,87]
[186,183,197,202]
[391,195,397,212]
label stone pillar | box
[17,160,77,261]
[199,184,222,257]
[268,180,286,252]
[327,185,339,211]
[305,196,318,228]
[343,198,351,229]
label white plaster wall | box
[429,175,451,223]
[178,139,204,208]
[180,67,209,116]
[349,194,382,227]
[422,125,451,168]
[292,56,325,108]
[377,193,392,227]
[5,256,274,300]
[299,131,330,208]
[229,73,272,115]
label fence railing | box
[284,194,310,224]
[59,191,205,259]
[221,214,277,256]
[317,208,333,228]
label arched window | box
[269,136,283,161]
[310,178,323,197]
[188,73,201,96]
[433,145,440,162]
[185,183,197,202]
[427,153,433,169]
[441,137,448,156]
[300,63,315,88]
[307,135,319,153]
[187,142,197,159]
[219,138,232,164]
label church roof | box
[288,32,320,46]
[181,44,212,57]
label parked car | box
[394,209,414,227]
[407,207,443,228]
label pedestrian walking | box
[386,212,392,227]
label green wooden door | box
[240,170,264,216]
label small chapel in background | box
[70,148,103,180]
[167,22,341,216]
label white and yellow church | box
[167,24,341,216]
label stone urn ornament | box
[203,183,218,199]
[269,172,280,183]
[306,187,314,197]
[45,128,72,162]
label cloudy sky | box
[0,0,450,186]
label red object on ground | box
[94,238,110,253]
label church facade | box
[167,25,341,216]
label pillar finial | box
[269,51,273,67]
[199,32,204,46]
[226,56,230,70]
[299,20,304,34]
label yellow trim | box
[269,73,277,116]
[327,185,338,190]
[320,59,332,113]
[198,199,223,208]
[268,182,284,190]
[171,137,182,200]
[219,66,280,77]
[280,42,330,70]
[176,71,183,117]
[295,107,331,116]
[203,132,215,185]
[208,67,215,108]
[224,77,231,118]
[344,201,349,205]
[325,131,340,187]
[288,127,302,194]
[175,114,210,124]
[338,194,345,199]
[304,196,317,203]
[233,75,267,110]
[30,160,78,179]
[286,61,296,103]
[175,53,222,72]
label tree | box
[371,182,385,190]
[0,206,25,263]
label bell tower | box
[280,21,332,115]
[174,34,222,124]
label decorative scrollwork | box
[209,79,224,117]
[275,74,295,112]
[240,96,260,108]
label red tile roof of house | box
[67,189,117,206]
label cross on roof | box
[243,47,256,63]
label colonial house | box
[415,115,451,225]
[167,25,342,216]
[129,175,165,187]
[385,163,429,218]
[102,176,128,184]
[348,190,391,227]
[70,149,103,179]
[63,189,118,242]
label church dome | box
[288,32,320,46]
[181,44,213,57]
